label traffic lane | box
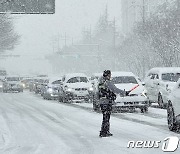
[0,93,94,154]
[0,92,180,154]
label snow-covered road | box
[0,91,179,154]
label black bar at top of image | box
[0,0,55,14]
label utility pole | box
[142,0,145,24]
[113,17,116,51]
[82,26,92,43]
[64,32,67,47]
[113,17,117,71]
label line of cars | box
[143,67,180,132]
[7,67,177,132]
[0,69,30,93]
[31,72,148,114]
[29,73,94,102]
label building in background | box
[121,0,175,36]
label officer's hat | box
[103,70,111,77]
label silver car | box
[42,78,62,100]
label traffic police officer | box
[98,70,130,137]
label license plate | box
[124,102,139,105]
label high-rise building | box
[121,0,174,35]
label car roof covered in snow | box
[111,72,135,77]
[48,76,62,82]
[64,73,88,80]
[147,67,180,74]
[5,75,20,78]
[92,73,102,77]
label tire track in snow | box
[3,92,94,154]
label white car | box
[0,69,7,81]
[112,72,149,113]
[167,78,180,131]
[58,73,94,103]
[0,80,3,92]
[144,67,180,108]
[3,76,23,93]
[93,72,149,113]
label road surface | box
[0,91,179,154]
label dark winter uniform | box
[98,76,125,137]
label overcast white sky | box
[1,0,122,75]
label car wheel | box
[93,102,98,111]
[62,96,67,103]
[129,107,135,113]
[141,106,148,113]
[167,101,177,131]
[158,93,164,108]
[43,95,46,99]
[58,96,62,102]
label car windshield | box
[52,80,62,84]
[111,76,138,84]
[44,80,49,83]
[162,73,180,82]
[67,77,88,83]
[6,77,20,81]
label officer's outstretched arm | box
[106,81,125,96]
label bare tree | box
[0,14,20,53]
[120,1,180,78]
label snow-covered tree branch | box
[0,14,20,53]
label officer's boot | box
[99,131,108,137]
[106,131,113,136]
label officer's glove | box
[125,90,131,96]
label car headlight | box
[66,88,72,92]
[47,88,53,93]
[0,85,2,88]
[89,87,94,91]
